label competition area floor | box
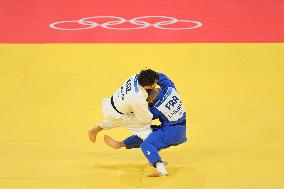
[0,44,284,189]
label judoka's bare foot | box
[147,171,169,177]
[88,126,103,143]
[104,135,125,149]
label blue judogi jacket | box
[123,73,187,149]
[149,73,187,127]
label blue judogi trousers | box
[123,124,187,166]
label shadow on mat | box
[84,162,205,188]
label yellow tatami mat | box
[0,44,284,189]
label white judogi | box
[100,75,153,139]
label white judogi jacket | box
[111,75,153,124]
[100,75,153,139]
[101,74,153,124]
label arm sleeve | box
[158,73,175,89]
[149,106,159,120]
[131,97,153,124]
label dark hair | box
[138,69,159,87]
[146,89,160,102]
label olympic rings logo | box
[49,16,202,31]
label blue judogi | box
[123,73,187,166]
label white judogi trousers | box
[100,98,152,140]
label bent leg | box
[104,134,143,149]
[140,130,170,176]
[123,135,144,149]
[140,130,170,165]
[88,118,120,143]
[104,135,126,149]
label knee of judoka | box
[140,141,147,150]
[140,141,153,152]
